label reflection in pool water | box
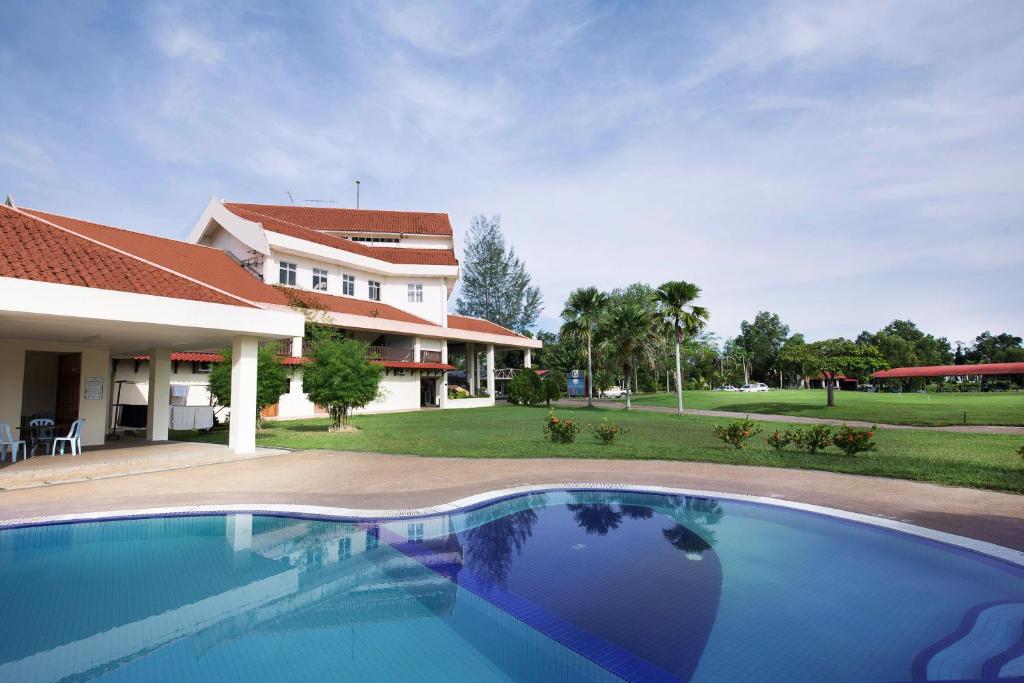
[0,490,1021,682]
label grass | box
[627,389,1024,426]
[172,405,1024,494]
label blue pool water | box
[0,490,1022,682]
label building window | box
[369,280,381,301]
[338,537,352,561]
[408,284,423,303]
[312,268,328,291]
[278,261,297,286]
[342,274,355,296]
[407,522,424,543]
[350,236,400,244]
[365,527,380,551]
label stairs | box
[912,601,1024,681]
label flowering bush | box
[767,429,797,451]
[544,412,581,444]
[589,418,627,445]
[832,424,877,456]
[711,418,763,449]
[793,425,833,454]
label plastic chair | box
[28,418,55,456]
[0,422,27,463]
[52,418,85,456]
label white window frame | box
[278,261,297,286]
[342,274,355,297]
[312,268,329,291]
[368,280,381,301]
[407,283,423,303]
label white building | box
[0,198,539,452]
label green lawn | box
[173,405,1024,494]
[628,389,1024,426]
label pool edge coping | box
[1,482,1021,568]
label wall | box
[0,340,110,447]
[112,359,216,407]
[20,352,59,416]
[360,373,421,413]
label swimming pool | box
[0,489,1021,682]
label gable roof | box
[1,206,250,308]
[872,363,1024,379]
[446,314,526,338]
[24,208,440,327]
[223,204,458,266]
[224,203,452,236]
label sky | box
[2,0,1022,346]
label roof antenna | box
[286,190,294,205]
[355,180,361,209]
[4,194,15,208]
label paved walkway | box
[0,449,1021,551]
[559,399,1024,435]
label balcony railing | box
[365,346,415,363]
[420,350,442,363]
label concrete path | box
[558,398,1024,435]
[0,449,1021,551]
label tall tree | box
[303,338,382,431]
[455,214,542,333]
[966,331,1024,363]
[856,320,952,369]
[788,338,887,407]
[735,311,790,382]
[654,280,709,416]
[599,301,659,410]
[560,286,609,408]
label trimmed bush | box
[794,425,833,453]
[508,370,543,405]
[544,412,581,444]
[711,418,763,449]
[767,429,797,451]
[589,418,627,445]
[832,424,878,456]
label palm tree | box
[599,301,659,410]
[560,286,609,408]
[654,281,709,416]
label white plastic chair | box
[0,422,27,463]
[28,418,55,456]
[52,419,85,456]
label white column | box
[226,513,253,552]
[486,344,495,401]
[413,336,421,362]
[291,336,303,357]
[466,342,476,394]
[229,335,259,454]
[439,342,449,408]
[146,347,171,441]
[524,349,532,369]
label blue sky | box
[3,1,1022,344]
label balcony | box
[420,350,443,363]
[364,346,444,364]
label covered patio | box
[0,204,305,455]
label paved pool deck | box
[0,446,1021,552]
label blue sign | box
[567,370,586,397]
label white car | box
[601,386,630,398]
[716,385,739,392]
[739,383,770,392]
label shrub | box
[508,370,543,405]
[794,425,833,453]
[544,412,581,444]
[1017,443,1024,460]
[303,338,383,431]
[541,373,564,406]
[767,429,796,451]
[448,385,470,399]
[832,424,877,456]
[589,418,627,445]
[711,418,763,449]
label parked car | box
[715,385,739,392]
[601,386,630,398]
[739,383,769,392]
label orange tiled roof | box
[224,203,452,236]
[223,204,458,266]
[132,352,225,362]
[1,206,250,307]
[446,314,526,338]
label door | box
[420,378,436,407]
[55,353,81,424]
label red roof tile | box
[274,287,438,326]
[279,356,312,366]
[133,352,225,362]
[446,314,525,338]
[223,204,458,266]
[1,206,249,307]
[872,363,1024,379]
[224,203,452,236]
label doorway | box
[20,351,81,425]
[420,378,437,407]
